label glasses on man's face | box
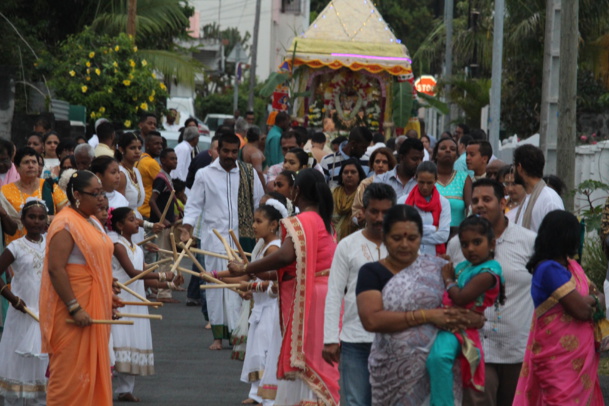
[80,190,104,198]
[503,182,515,188]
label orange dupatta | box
[40,207,115,406]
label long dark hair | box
[526,210,580,273]
[294,168,333,233]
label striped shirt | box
[320,141,369,188]
[447,219,536,364]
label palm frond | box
[138,49,203,88]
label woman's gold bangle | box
[0,284,8,296]
[421,310,427,323]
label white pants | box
[114,372,136,394]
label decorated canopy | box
[281,0,412,77]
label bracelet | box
[446,282,458,291]
[13,298,21,309]
[409,311,416,323]
[69,305,82,316]
[68,302,80,313]
[143,220,154,230]
[421,310,427,323]
[66,298,78,307]
[159,272,166,282]
[167,281,176,290]
[444,278,455,285]
[0,284,8,297]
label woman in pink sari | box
[229,168,339,406]
[514,210,604,405]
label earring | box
[75,199,80,209]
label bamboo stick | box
[116,312,163,320]
[66,319,134,325]
[177,266,202,278]
[120,301,164,307]
[200,284,242,290]
[178,247,241,294]
[23,307,39,322]
[229,230,249,263]
[168,239,193,275]
[147,257,173,267]
[115,281,154,305]
[159,247,232,261]
[212,229,237,261]
[170,232,179,262]
[123,264,160,287]
[158,190,175,225]
[137,234,158,246]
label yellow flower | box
[133,46,138,52]
[124,120,132,128]
[123,80,131,86]
[151,90,156,96]
[90,112,97,118]
[95,68,101,76]
[129,60,136,68]
[86,61,91,67]
[159,83,167,91]
[86,68,90,74]
[149,95,155,102]
[86,76,91,81]
[99,107,106,113]
[115,45,120,52]
[151,73,156,79]
[69,70,76,77]
[140,102,148,111]
[142,60,147,67]
[81,85,88,93]
[113,61,118,67]
[89,52,95,58]
[107,88,113,94]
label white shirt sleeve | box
[182,168,206,227]
[421,196,451,246]
[324,242,349,344]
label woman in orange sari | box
[229,168,340,406]
[514,210,604,405]
[40,170,115,406]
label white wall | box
[192,0,310,81]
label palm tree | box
[90,0,203,87]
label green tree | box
[37,28,168,128]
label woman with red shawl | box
[229,168,339,406]
[401,161,451,256]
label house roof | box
[282,0,412,76]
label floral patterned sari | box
[513,259,603,405]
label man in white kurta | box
[182,133,264,350]
[171,126,199,182]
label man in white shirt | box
[181,133,264,350]
[171,126,199,181]
[93,122,115,158]
[512,144,564,232]
[374,137,424,198]
[447,178,536,406]
[323,183,396,406]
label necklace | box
[120,235,136,253]
[25,235,43,244]
[436,170,456,187]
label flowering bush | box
[578,132,603,145]
[38,28,168,128]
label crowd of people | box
[0,112,605,406]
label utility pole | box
[248,0,262,111]
[539,0,561,169]
[556,0,578,210]
[127,0,137,37]
[489,0,505,154]
[443,0,454,130]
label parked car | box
[161,131,212,152]
[203,114,233,136]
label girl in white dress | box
[108,207,183,402]
[239,199,287,405]
[0,198,49,405]
[116,133,148,244]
